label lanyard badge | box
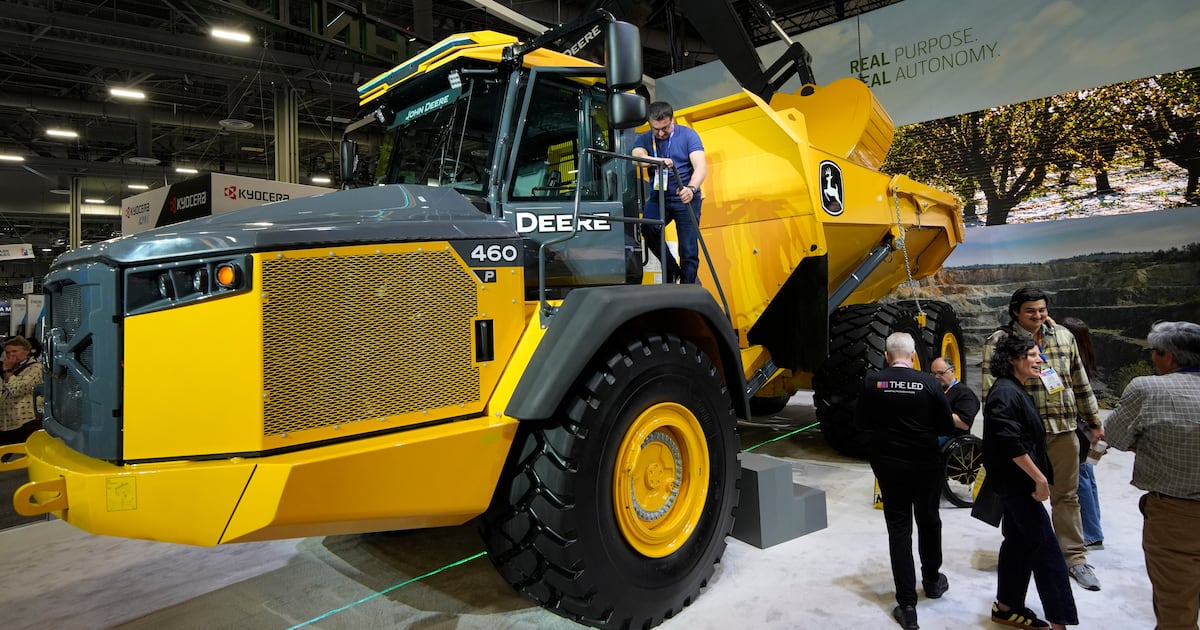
[1039,363,1065,394]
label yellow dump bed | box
[679,78,962,343]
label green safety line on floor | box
[287,420,818,627]
[741,421,819,453]
[287,550,488,629]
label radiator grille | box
[261,249,480,436]
[53,283,82,338]
[48,283,85,431]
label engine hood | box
[54,185,515,267]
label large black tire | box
[894,300,966,378]
[813,303,923,458]
[479,332,740,629]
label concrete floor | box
[0,394,1155,629]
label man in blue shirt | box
[631,101,707,284]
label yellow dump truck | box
[3,10,962,629]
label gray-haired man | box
[855,332,956,629]
[1105,320,1200,630]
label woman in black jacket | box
[983,334,1078,629]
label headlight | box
[192,268,209,293]
[156,273,174,299]
[125,255,251,316]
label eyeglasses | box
[650,120,673,134]
[932,369,954,376]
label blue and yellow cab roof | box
[358,30,604,106]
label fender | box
[505,284,749,420]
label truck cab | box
[344,28,648,295]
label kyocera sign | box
[223,185,291,203]
[122,174,327,236]
[170,191,208,214]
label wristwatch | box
[687,185,700,195]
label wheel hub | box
[613,402,710,558]
[631,431,683,521]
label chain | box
[892,188,923,318]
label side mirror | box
[609,92,647,130]
[339,139,358,186]
[605,21,642,91]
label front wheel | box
[479,332,739,629]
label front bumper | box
[7,416,516,546]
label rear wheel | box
[813,303,922,458]
[479,332,739,629]
[895,300,965,377]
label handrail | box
[537,147,730,324]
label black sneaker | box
[893,604,919,629]
[923,573,949,599]
[991,602,1049,628]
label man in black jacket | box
[855,332,956,629]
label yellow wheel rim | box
[941,333,962,380]
[612,402,710,558]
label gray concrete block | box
[731,452,828,549]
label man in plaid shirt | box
[1104,320,1200,629]
[982,287,1104,592]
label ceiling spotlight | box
[84,198,106,204]
[212,28,252,43]
[110,87,146,100]
[0,155,24,162]
[311,176,331,184]
[220,119,254,131]
[128,184,149,190]
[47,129,79,138]
[175,167,199,174]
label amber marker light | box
[215,262,241,289]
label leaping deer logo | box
[819,161,844,216]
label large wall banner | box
[658,0,1200,127]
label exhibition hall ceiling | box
[0,0,895,248]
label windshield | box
[347,72,504,197]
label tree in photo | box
[885,98,1071,225]
[1128,68,1200,202]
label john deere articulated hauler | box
[3,8,962,629]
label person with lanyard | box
[1104,320,1200,630]
[981,287,1104,592]
[631,101,706,284]
[854,332,955,629]
[931,355,980,444]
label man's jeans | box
[1079,462,1104,544]
[643,196,702,284]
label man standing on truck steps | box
[631,101,707,284]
